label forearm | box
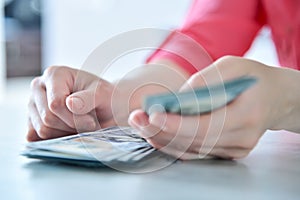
[269,67,300,133]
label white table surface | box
[1,78,300,200]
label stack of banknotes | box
[22,126,173,168]
[22,76,257,167]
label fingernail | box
[129,114,149,130]
[136,115,149,127]
[149,113,166,128]
[70,97,84,111]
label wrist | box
[269,67,300,133]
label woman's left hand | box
[129,56,289,160]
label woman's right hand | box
[27,66,118,141]
[27,60,190,141]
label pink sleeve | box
[147,0,264,75]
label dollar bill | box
[143,76,257,115]
[21,126,173,167]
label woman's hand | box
[129,56,299,160]
[27,66,118,141]
[27,61,189,141]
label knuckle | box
[40,110,55,127]
[44,66,59,76]
[36,125,52,139]
[44,65,70,77]
[49,98,64,112]
[30,77,42,89]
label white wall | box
[42,0,192,80]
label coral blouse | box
[147,0,300,74]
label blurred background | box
[0,0,193,101]
[4,0,41,77]
[0,0,278,125]
[2,0,191,77]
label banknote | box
[22,126,173,167]
[143,76,257,115]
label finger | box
[149,112,202,137]
[139,110,246,159]
[129,110,202,138]
[29,101,76,139]
[34,82,98,132]
[43,75,97,131]
[129,110,198,156]
[66,90,97,115]
[43,69,77,128]
[129,109,251,159]
[129,111,233,160]
[151,112,205,153]
[27,118,42,141]
[128,110,162,138]
[32,80,76,132]
[129,110,185,151]
[146,131,199,158]
[66,79,113,115]
[32,76,96,132]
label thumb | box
[66,90,97,115]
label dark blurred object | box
[4,0,42,77]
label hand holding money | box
[129,56,280,160]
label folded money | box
[21,126,173,168]
[143,76,257,115]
